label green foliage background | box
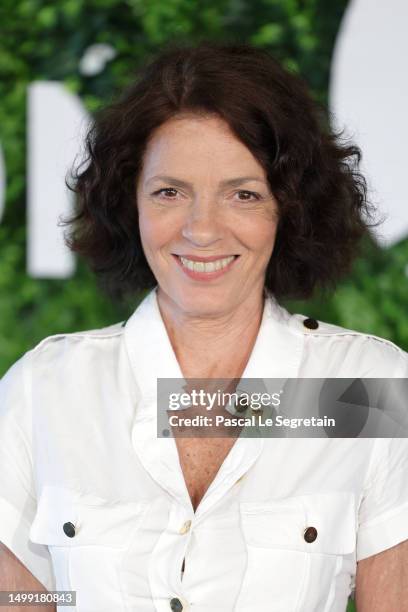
[2,1,407,607]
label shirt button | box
[303,317,319,330]
[304,526,318,543]
[169,597,183,611]
[179,520,192,535]
[63,522,76,538]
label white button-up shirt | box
[1,287,408,612]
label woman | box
[0,41,407,612]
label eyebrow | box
[146,175,267,189]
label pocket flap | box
[240,491,356,555]
[29,485,149,548]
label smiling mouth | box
[174,254,239,273]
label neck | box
[156,289,266,379]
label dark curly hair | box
[63,40,378,302]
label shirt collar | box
[123,286,304,410]
[123,287,304,514]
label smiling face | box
[136,114,280,317]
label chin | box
[174,287,236,317]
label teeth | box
[179,255,236,273]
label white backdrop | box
[330,0,408,246]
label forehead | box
[140,114,266,178]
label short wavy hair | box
[64,40,378,301]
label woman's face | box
[136,114,279,317]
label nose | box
[181,195,223,247]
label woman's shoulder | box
[27,320,126,359]
[1,320,127,392]
[287,309,408,377]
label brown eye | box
[236,190,260,201]
[153,188,179,198]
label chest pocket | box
[236,492,356,612]
[29,485,149,612]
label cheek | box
[138,210,175,253]
[237,215,278,258]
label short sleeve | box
[356,348,408,561]
[0,352,55,591]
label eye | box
[152,188,179,199]
[235,190,261,202]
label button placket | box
[148,501,193,606]
[179,520,192,535]
[178,519,192,584]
